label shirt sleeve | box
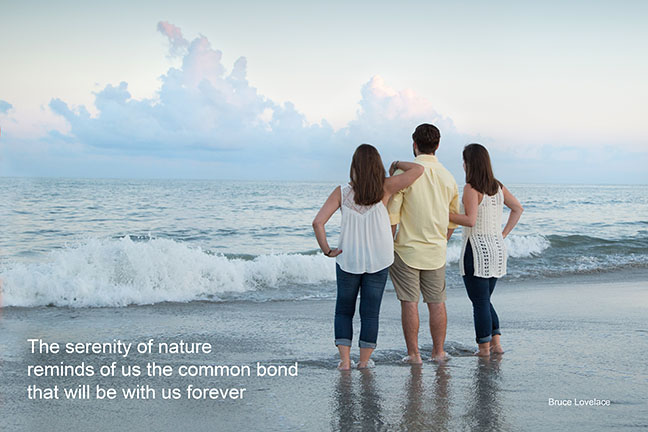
[448,182,460,230]
[387,170,405,225]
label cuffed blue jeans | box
[334,264,388,349]
[462,241,502,344]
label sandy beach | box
[1,270,646,431]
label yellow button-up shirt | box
[388,154,459,270]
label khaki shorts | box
[389,252,447,303]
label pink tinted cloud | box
[157,21,189,57]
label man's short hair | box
[412,124,440,154]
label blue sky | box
[0,0,646,183]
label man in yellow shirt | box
[388,123,459,363]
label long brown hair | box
[350,144,385,205]
[463,143,502,195]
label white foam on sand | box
[0,236,336,308]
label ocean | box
[2,177,647,431]
[1,177,646,307]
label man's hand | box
[326,248,343,257]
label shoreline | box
[1,265,646,311]
[1,269,647,431]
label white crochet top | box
[459,187,507,278]
[336,184,394,274]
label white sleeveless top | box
[459,187,507,278]
[336,184,394,274]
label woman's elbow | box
[312,219,323,230]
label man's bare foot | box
[430,351,449,362]
[402,354,423,365]
[490,344,504,354]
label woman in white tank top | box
[313,144,424,370]
[450,144,524,357]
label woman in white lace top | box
[450,144,523,357]
[313,144,424,370]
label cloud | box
[3,22,644,183]
[46,22,459,177]
[157,21,189,57]
[0,100,13,114]
[49,25,277,158]
[344,76,463,161]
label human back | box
[459,185,506,278]
[337,183,393,274]
[388,124,460,271]
[392,156,458,269]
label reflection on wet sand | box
[400,363,451,431]
[463,356,508,431]
[330,356,509,431]
[332,369,385,430]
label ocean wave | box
[1,233,645,308]
[446,234,550,263]
[0,236,336,308]
[0,234,554,308]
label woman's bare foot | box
[490,344,504,354]
[358,347,374,369]
[474,342,490,357]
[357,359,375,369]
[337,345,352,370]
[402,354,423,365]
[338,361,351,371]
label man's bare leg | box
[401,301,422,364]
[427,302,447,360]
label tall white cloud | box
[9,22,642,182]
[48,22,342,165]
[45,22,467,179]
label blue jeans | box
[462,241,501,344]
[335,264,389,348]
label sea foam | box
[0,236,336,308]
[0,234,552,308]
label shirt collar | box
[415,154,438,163]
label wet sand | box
[1,271,647,431]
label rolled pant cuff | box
[335,338,352,347]
[359,340,376,349]
[476,335,493,344]
[492,329,502,336]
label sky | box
[0,0,646,183]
